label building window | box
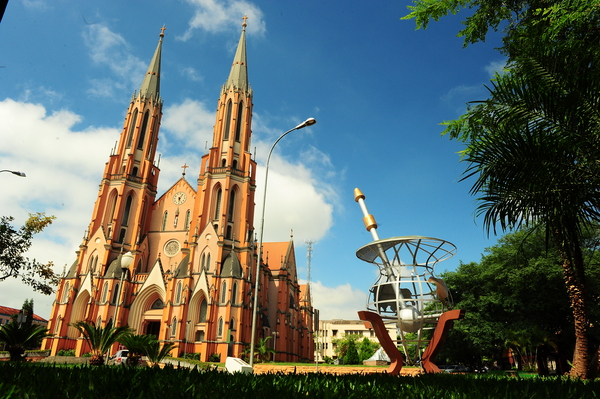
[162,211,168,231]
[62,282,70,303]
[171,317,177,336]
[227,190,235,222]
[101,282,109,303]
[234,101,243,142]
[185,210,191,230]
[214,189,222,220]
[231,282,237,305]
[175,282,182,304]
[229,318,235,331]
[201,253,206,270]
[207,254,211,272]
[126,109,138,148]
[199,299,207,323]
[195,330,205,342]
[121,195,133,227]
[221,282,227,304]
[223,100,232,141]
[137,111,149,150]
[112,283,120,304]
[151,299,164,309]
[217,317,224,337]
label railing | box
[207,167,247,178]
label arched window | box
[62,282,70,303]
[234,101,243,142]
[199,299,207,323]
[185,210,191,230]
[137,111,149,150]
[162,211,168,231]
[171,317,177,336]
[97,316,102,327]
[101,282,109,303]
[231,282,237,305]
[207,254,211,272]
[93,256,98,273]
[175,281,182,304]
[195,331,205,341]
[230,318,235,331]
[126,109,138,148]
[227,190,236,222]
[289,293,295,309]
[121,195,133,227]
[232,159,238,169]
[217,317,224,337]
[226,225,232,240]
[223,100,232,140]
[112,283,120,304]
[151,299,164,309]
[214,189,222,220]
[201,253,206,270]
[221,282,227,304]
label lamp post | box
[114,251,134,327]
[0,170,26,177]
[272,331,279,362]
[248,117,316,368]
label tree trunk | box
[556,234,590,379]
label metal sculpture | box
[354,188,464,373]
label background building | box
[42,20,314,363]
[0,305,48,327]
[315,319,395,361]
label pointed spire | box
[226,16,248,91]
[139,26,165,99]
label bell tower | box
[189,17,256,248]
[87,27,165,252]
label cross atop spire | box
[242,15,248,29]
[160,25,166,38]
[181,163,189,176]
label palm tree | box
[444,41,600,378]
[143,336,177,366]
[71,320,131,366]
[0,321,50,361]
[118,333,153,366]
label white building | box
[315,319,396,361]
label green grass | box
[0,361,597,398]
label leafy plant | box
[143,336,177,366]
[208,353,221,362]
[0,321,50,361]
[70,320,131,366]
[57,349,75,357]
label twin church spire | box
[139,26,165,99]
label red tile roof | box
[0,305,48,322]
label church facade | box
[43,21,315,363]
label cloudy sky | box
[0,0,504,320]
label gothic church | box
[43,20,315,363]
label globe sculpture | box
[354,188,458,366]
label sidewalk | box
[253,364,422,376]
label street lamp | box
[272,331,279,362]
[249,117,316,368]
[0,170,26,177]
[114,251,134,327]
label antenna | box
[305,239,315,304]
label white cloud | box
[181,66,203,82]
[0,98,118,316]
[179,0,266,41]
[311,281,368,320]
[82,24,147,97]
[485,59,507,77]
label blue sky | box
[0,0,505,320]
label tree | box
[358,337,378,363]
[404,0,600,378]
[71,320,131,366]
[439,225,600,373]
[143,337,177,367]
[118,333,177,367]
[332,333,362,360]
[0,213,58,295]
[0,321,50,361]
[343,339,360,365]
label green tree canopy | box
[0,213,58,295]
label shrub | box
[57,349,75,357]
[208,353,221,362]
